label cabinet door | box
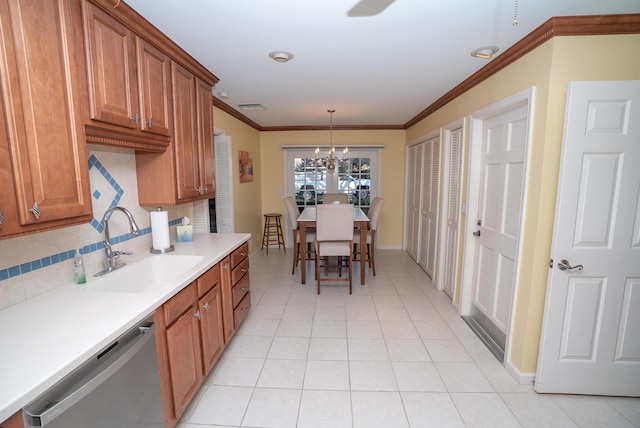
[199,285,225,375]
[219,256,236,342]
[0,410,24,428]
[83,2,139,129]
[136,38,171,136]
[171,61,200,200]
[0,0,92,226]
[196,78,215,197]
[165,306,203,418]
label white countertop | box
[0,233,250,422]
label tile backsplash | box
[0,145,192,310]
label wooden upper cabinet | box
[139,61,215,205]
[197,78,215,198]
[172,61,201,201]
[82,1,170,151]
[137,38,172,136]
[0,0,92,235]
[83,1,139,129]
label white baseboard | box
[506,360,536,386]
[378,245,403,250]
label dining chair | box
[354,197,384,276]
[284,196,316,275]
[322,193,349,204]
[315,203,354,294]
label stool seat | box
[262,213,286,254]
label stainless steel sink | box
[84,255,204,293]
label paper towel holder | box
[150,207,175,254]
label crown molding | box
[404,13,640,128]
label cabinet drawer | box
[197,263,220,297]
[232,272,250,308]
[231,242,249,268]
[164,282,197,326]
[233,292,251,329]
[231,258,249,286]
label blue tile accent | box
[88,155,123,234]
[20,263,31,274]
[0,216,184,283]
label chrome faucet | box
[94,206,141,277]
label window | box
[285,147,379,214]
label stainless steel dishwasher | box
[23,316,164,428]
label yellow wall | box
[406,33,640,373]
[213,107,263,253]
[259,130,406,248]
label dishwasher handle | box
[23,322,157,427]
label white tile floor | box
[179,249,640,428]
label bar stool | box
[261,213,286,254]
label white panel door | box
[470,103,528,348]
[407,144,423,261]
[536,80,640,396]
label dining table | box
[297,206,370,286]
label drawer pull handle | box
[241,287,248,291]
[242,268,247,273]
[194,310,201,320]
[223,263,228,270]
[146,117,153,128]
[242,306,249,311]
[203,301,209,311]
[240,252,246,257]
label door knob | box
[473,230,481,237]
[557,259,583,271]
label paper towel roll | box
[150,210,170,250]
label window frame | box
[284,147,381,213]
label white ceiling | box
[125,0,639,128]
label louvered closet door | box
[214,135,235,233]
[443,128,463,297]
[419,137,440,276]
[407,144,423,260]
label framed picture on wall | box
[239,150,253,183]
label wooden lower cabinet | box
[155,258,231,428]
[0,410,24,428]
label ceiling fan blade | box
[347,0,396,17]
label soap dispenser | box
[74,249,86,284]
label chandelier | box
[315,109,347,173]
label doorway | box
[460,88,534,363]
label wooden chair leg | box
[370,243,376,276]
[348,254,353,294]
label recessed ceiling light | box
[470,46,499,59]
[268,51,294,63]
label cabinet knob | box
[0,208,4,225]
[241,268,247,273]
[132,113,139,125]
[241,287,248,291]
[146,117,153,128]
[29,202,41,220]
[223,263,228,270]
[194,309,201,320]
[240,252,246,257]
[203,186,208,193]
[203,301,209,311]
